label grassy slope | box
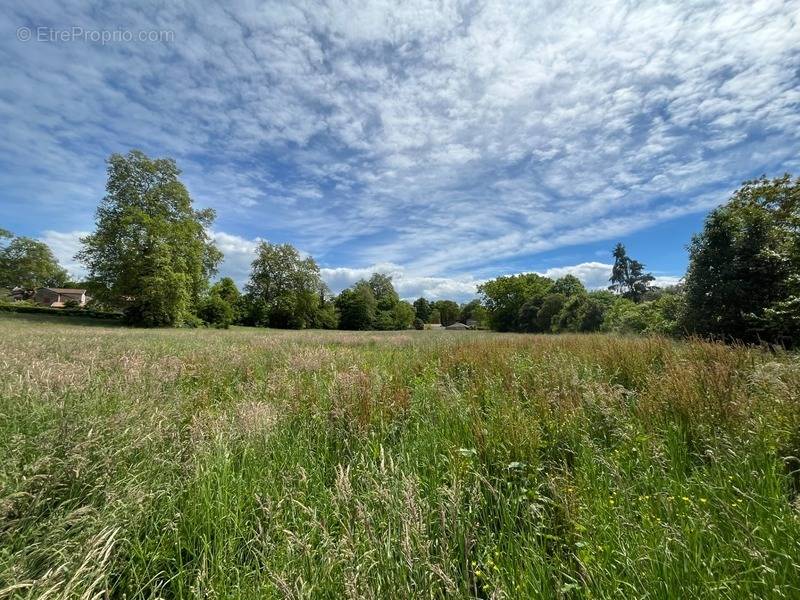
[0,314,799,599]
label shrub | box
[197,295,234,328]
[0,303,121,320]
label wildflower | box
[699,498,707,504]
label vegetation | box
[0,228,67,290]
[608,243,655,302]
[242,242,334,329]
[335,274,414,331]
[682,175,800,345]
[77,151,222,327]
[1,315,799,598]
[2,154,797,345]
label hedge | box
[0,303,123,320]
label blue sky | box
[1,1,799,300]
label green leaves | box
[77,150,221,326]
[0,233,68,289]
[683,174,800,345]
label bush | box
[0,303,122,320]
[197,295,234,328]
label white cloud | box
[3,0,799,282]
[39,230,88,280]
[540,262,614,290]
[539,261,682,290]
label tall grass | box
[1,313,799,598]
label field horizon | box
[1,313,799,598]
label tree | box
[551,275,586,297]
[391,301,416,330]
[77,151,221,327]
[245,242,329,329]
[555,295,606,332]
[478,273,552,331]
[459,299,489,328]
[210,276,241,322]
[536,293,566,332]
[432,300,460,326]
[336,282,377,330]
[197,294,234,328]
[0,230,68,290]
[368,273,400,311]
[518,297,546,332]
[337,274,410,330]
[210,277,240,305]
[682,175,800,345]
[413,297,432,323]
[608,243,655,302]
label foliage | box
[550,274,586,297]
[459,299,489,328]
[391,300,416,330]
[77,150,221,327]
[3,318,800,598]
[412,297,432,323]
[335,274,409,330]
[682,175,800,346]
[367,273,400,311]
[0,229,68,289]
[245,242,331,329]
[432,300,460,326]
[0,303,121,319]
[197,294,234,328]
[335,281,377,330]
[608,243,655,302]
[535,293,566,332]
[478,273,552,331]
[603,292,685,336]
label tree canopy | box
[0,230,68,290]
[245,242,331,329]
[335,273,412,330]
[478,273,552,332]
[608,243,655,302]
[682,175,800,345]
[77,150,221,326]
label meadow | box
[1,313,799,599]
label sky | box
[1,1,799,301]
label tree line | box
[1,150,797,346]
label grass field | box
[1,313,799,599]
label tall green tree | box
[0,229,68,290]
[77,151,221,326]
[608,243,655,302]
[209,276,241,322]
[535,293,566,332]
[413,297,432,323]
[551,275,586,297]
[682,175,800,344]
[245,242,329,329]
[478,273,552,331]
[432,300,460,326]
[336,282,377,330]
[368,273,400,311]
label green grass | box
[1,315,799,598]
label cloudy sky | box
[1,1,798,300]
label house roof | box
[42,288,87,294]
[445,322,470,330]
